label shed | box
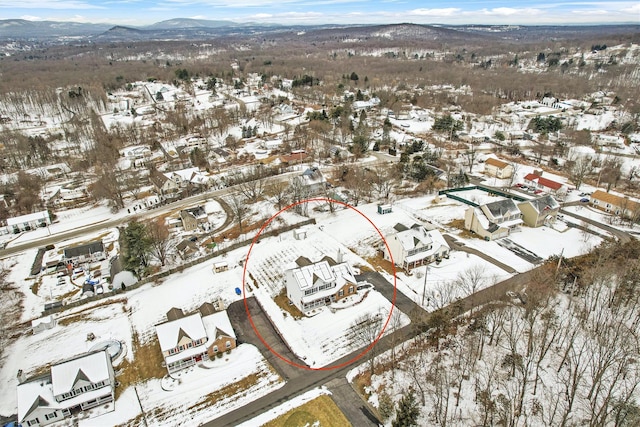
[293,229,307,240]
[213,261,229,273]
[31,315,56,334]
[377,204,392,215]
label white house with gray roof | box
[465,198,523,241]
[17,350,115,427]
[285,254,358,314]
[383,223,450,271]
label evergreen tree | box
[392,390,420,427]
[122,221,151,277]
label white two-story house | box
[17,350,115,427]
[484,157,514,179]
[465,198,523,241]
[285,255,358,314]
[383,223,450,271]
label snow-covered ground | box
[92,344,283,427]
[0,249,284,423]
[237,387,332,427]
[246,225,410,368]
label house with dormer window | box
[17,350,115,427]
[383,223,450,271]
[465,198,523,240]
[285,254,358,314]
[155,305,236,374]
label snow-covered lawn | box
[255,284,409,368]
[90,344,283,427]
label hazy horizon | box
[1,0,638,27]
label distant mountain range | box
[0,18,637,43]
[0,18,286,40]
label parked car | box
[580,198,590,203]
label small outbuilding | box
[31,315,56,334]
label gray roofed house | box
[518,194,560,227]
[464,198,523,241]
[383,223,451,270]
[63,240,105,265]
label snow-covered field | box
[246,225,410,367]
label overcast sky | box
[2,0,639,26]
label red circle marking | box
[241,197,397,371]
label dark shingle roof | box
[167,307,185,321]
[63,240,104,259]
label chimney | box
[534,169,543,177]
[336,249,344,264]
[17,369,26,384]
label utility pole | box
[421,264,428,307]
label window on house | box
[226,341,231,348]
[213,345,218,353]
[28,419,40,427]
[606,203,611,208]
[339,290,344,297]
[349,286,354,294]
[45,412,58,420]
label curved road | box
[209,264,540,426]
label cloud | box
[250,13,273,19]
[477,7,545,16]
[622,4,640,13]
[0,0,103,9]
[19,14,46,20]
[570,9,610,15]
[409,8,461,17]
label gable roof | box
[295,256,313,267]
[591,190,640,210]
[149,169,170,188]
[280,152,308,164]
[483,199,521,220]
[63,240,104,259]
[524,173,564,191]
[155,313,207,352]
[50,350,112,396]
[393,223,409,232]
[199,302,217,317]
[485,157,509,169]
[521,194,560,214]
[201,310,236,341]
[166,307,185,321]
[17,376,61,421]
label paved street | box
[209,266,540,426]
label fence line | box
[43,218,317,316]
